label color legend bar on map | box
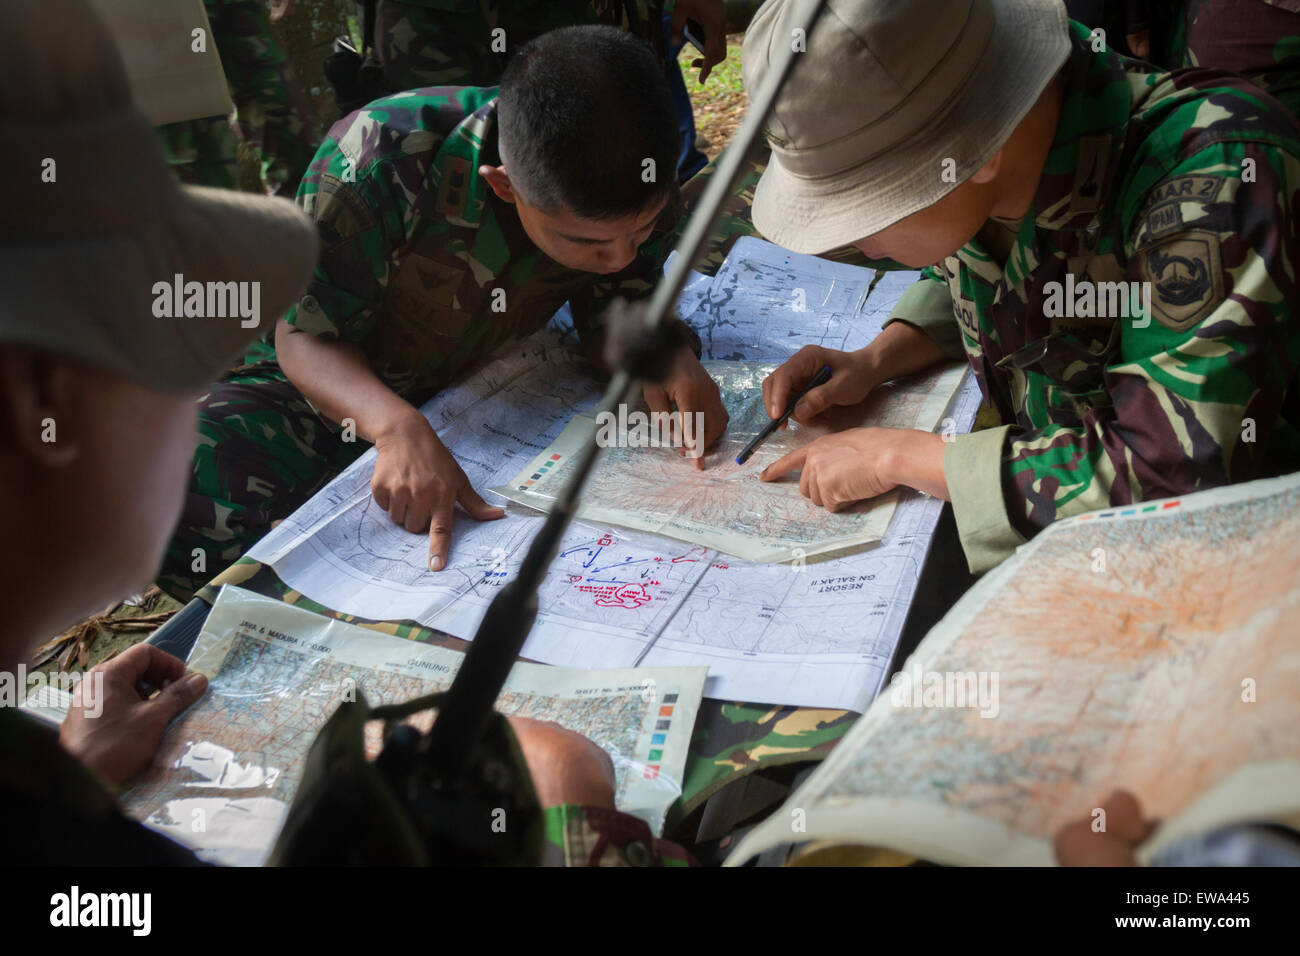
[1077,500,1181,521]
[519,453,564,489]
[644,693,678,780]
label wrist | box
[371,403,428,447]
[886,429,949,499]
[852,346,884,392]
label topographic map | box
[122,588,705,864]
[727,473,1300,866]
[250,239,981,710]
[495,360,965,562]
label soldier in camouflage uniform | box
[157,0,317,195]
[160,26,726,601]
[748,0,1300,574]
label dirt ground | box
[680,35,748,158]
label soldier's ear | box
[968,148,1003,185]
[0,349,81,468]
[479,164,518,205]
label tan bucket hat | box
[743,0,1071,254]
[0,0,318,394]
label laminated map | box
[494,360,965,563]
[726,472,1300,866]
[121,587,705,865]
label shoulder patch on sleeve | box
[1146,174,1224,207]
[1137,175,1224,242]
[1139,229,1223,332]
[1142,199,1183,240]
[316,174,379,236]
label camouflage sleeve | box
[283,134,402,344]
[882,267,968,361]
[946,140,1300,573]
[541,804,695,866]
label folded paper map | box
[495,360,967,564]
[725,472,1300,866]
[122,587,705,864]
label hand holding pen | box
[736,364,833,464]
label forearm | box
[884,429,950,501]
[857,319,951,387]
[274,320,421,440]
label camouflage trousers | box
[375,0,663,91]
[157,364,368,601]
[156,116,242,192]
[157,0,317,196]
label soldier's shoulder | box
[1116,69,1300,233]
[1128,68,1300,166]
[316,87,500,182]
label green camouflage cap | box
[0,0,318,395]
[742,0,1071,254]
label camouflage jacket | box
[254,86,681,408]
[887,21,1300,573]
[0,708,691,867]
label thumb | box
[142,671,207,726]
[458,483,506,521]
[793,383,836,420]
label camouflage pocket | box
[998,327,1118,426]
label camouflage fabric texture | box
[887,20,1300,573]
[157,82,801,602]
[156,0,317,195]
[280,86,681,407]
[158,86,680,599]
[375,0,665,91]
[1182,0,1300,116]
[193,557,857,843]
[157,365,365,601]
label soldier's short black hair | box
[498,25,679,220]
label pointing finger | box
[427,495,456,572]
[760,445,809,482]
